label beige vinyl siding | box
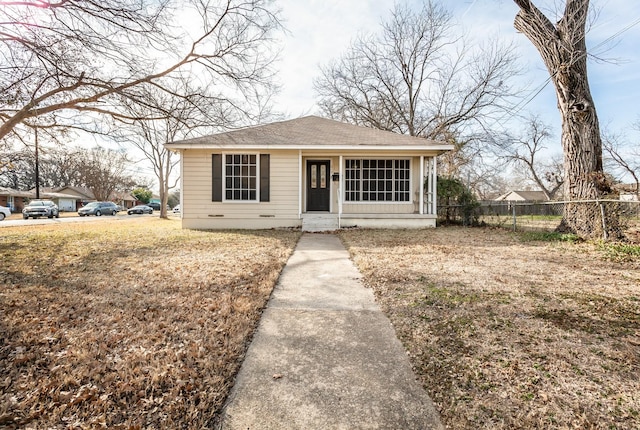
[182,149,299,221]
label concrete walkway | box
[217,233,443,430]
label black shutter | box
[212,154,222,202]
[260,154,270,202]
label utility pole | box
[35,128,40,199]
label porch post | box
[298,150,302,218]
[419,156,424,215]
[338,155,343,227]
[431,157,437,215]
[179,151,184,216]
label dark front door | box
[307,160,330,211]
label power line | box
[490,12,640,130]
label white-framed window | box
[212,153,269,203]
[224,154,258,201]
[345,159,411,202]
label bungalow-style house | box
[46,186,95,210]
[112,192,138,210]
[44,187,137,210]
[38,186,95,211]
[166,116,452,230]
[495,190,549,202]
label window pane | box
[225,153,258,200]
[320,164,326,188]
[311,166,317,189]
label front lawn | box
[0,219,300,428]
[340,227,640,430]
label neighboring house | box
[112,192,137,209]
[495,190,549,202]
[50,186,96,210]
[614,183,639,202]
[166,116,452,230]
[0,187,33,212]
[47,186,136,209]
[620,193,639,202]
[38,187,93,211]
[43,192,83,211]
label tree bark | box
[513,0,620,239]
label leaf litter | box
[339,226,639,430]
[0,219,300,429]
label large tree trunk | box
[513,0,620,239]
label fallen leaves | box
[340,226,640,430]
[0,219,300,428]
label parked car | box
[78,201,119,216]
[172,205,180,214]
[127,205,153,215]
[147,202,171,211]
[0,205,11,221]
[22,200,59,219]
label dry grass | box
[0,219,300,429]
[339,227,640,430]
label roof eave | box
[165,143,454,153]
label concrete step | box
[302,214,339,232]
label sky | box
[123,0,640,189]
[270,0,640,146]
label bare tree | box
[113,83,210,218]
[0,0,282,143]
[0,148,32,189]
[602,130,639,196]
[314,1,520,174]
[512,0,620,238]
[0,145,79,189]
[505,116,564,199]
[76,147,135,202]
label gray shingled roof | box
[166,116,452,151]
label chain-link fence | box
[438,200,640,238]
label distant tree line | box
[0,146,141,201]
